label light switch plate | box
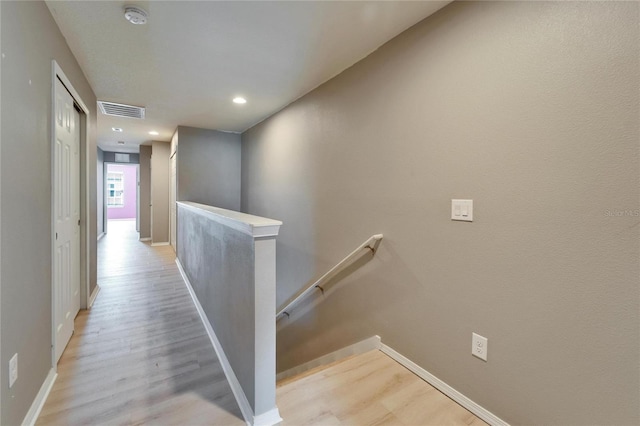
[451,199,473,221]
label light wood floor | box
[277,350,488,426]
[37,220,244,425]
[39,220,488,426]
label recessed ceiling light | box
[117,141,125,145]
[233,97,247,104]
[149,131,159,136]
[112,127,123,132]
[124,6,148,25]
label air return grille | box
[98,101,145,119]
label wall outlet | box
[9,353,18,388]
[472,333,488,361]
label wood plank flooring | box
[39,219,489,426]
[37,220,244,425]
[277,350,489,426]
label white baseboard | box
[22,368,57,426]
[88,284,100,308]
[139,237,151,242]
[276,335,381,382]
[379,343,509,426]
[151,241,169,246]
[176,259,281,426]
[97,232,105,241]
[253,407,282,426]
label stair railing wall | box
[176,201,283,426]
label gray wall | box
[176,202,280,416]
[97,147,104,236]
[151,141,170,243]
[139,145,152,240]
[1,1,98,424]
[177,126,241,211]
[177,204,256,410]
[241,2,639,425]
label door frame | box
[50,60,91,367]
[170,146,177,252]
[103,161,140,229]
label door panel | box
[54,77,80,364]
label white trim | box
[253,408,282,426]
[139,237,151,242]
[21,368,57,426]
[52,62,89,113]
[379,343,510,426]
[276,335,381,382]
[177,201,282,238]
[97,232,105,241]
[151,242,170,246]
[51,60,91,367]
[88,285,100,308]
[177,259,280,426]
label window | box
[107,171,124,207]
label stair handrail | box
[276,234,383,321]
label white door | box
[53,77,80,363]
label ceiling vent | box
[98,101,145,119]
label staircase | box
[276,350,488,426]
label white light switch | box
[452,199,473,221]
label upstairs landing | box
[277,350,488,426]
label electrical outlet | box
[472,333,488,361]
[9,353,18,388]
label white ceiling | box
[45,1,451,153]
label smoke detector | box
[124,6,148,25]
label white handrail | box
[276,234,383,320]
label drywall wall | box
[241,1,639,425]
[176,126,241,211]
[178,204,256,409]
[177,202,281,418]
[97,147,104,236]
[1,1,98,424]
[151,141,170,244]
[139,145,152,240]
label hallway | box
[37,220,244,425]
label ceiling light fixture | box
[149,131,159,136]
[124,6,148,25]
[112,127,123,132]
[233,97,247,104]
